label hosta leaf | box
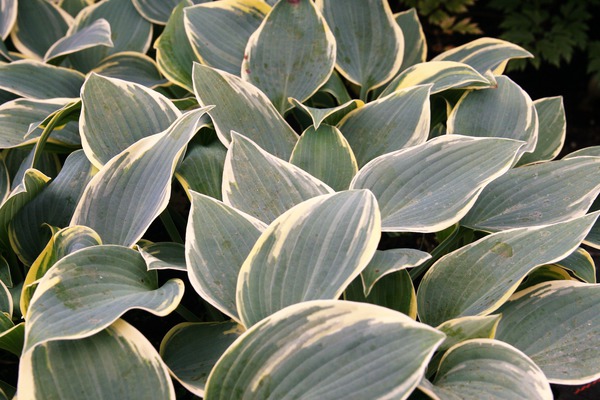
[0,60,84,99]
[426,339,552,399]
[395,8,426,72]
[432,37,534,75]
[564,146,600,158]
[20,225,102,316]
[11,0,71,59]
[60,0,93,17]
[175,129,227,200]
[345,269,417,318]
[379,61,491,98]
[186,192,266,322]
[462,157,600,231]
[316,0,404,97]
[242,0,336,114]
[237,190,380,327]
[517,96,566,165]
[192,63,298,159]
[9,151,94,266]
[80,73,181,168]
[155,0,198,91]
[317,70,352,104]
[7,149,58,191]
[553,247,596,283]
[0,0,17,41]
[205,300,444,399]
[92,51,167,87]
[289,124,357,191]
[351,135,524,232]
[0,280,10,315]
[71,108,210,247]
[44,18,113,63]
[289,98,362,129]
[436,315,502,352]
[0,169,50,249]
[417,212,599,326]
[0,161,7,204]
[338,85,431,167]
[67,0,152,73]
[0,321,24,356]
[0,97,78,149]
[184,0,270,76]
[19,320,175,399]
[160,321,243,397]
[361,249,430,297]
[24,245,184,352]
[448,75,538,157]
[223,132,333,224]
[138,242,186,271]
[495,281,600,384]
[132,0,190,25]
[519,265,573,290]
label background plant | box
[0,0,598,399]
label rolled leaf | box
[316,0,404,97]
[427,339,552,399]
[0,60,84,99]
[495,281,600,384]
[186,192,266,322]
[417,212,599,326]
[92,51,167,88]
[289,98,362,129]
[351,135,524,232]
[175,129,227,200]
[237,190,380,327]
[395,8,426,72]
[160,321,243,397]
[10,0,71,59]
[462,157,600,231]
[223,132,332,223]
[71,108,210,247]
[432,37,533,75]
[67,0,152,73]
[138,242,186,271]
[242,0,336,114]
[20,225,102,316]
[517,96,566,165]
[379,61,491,98]
[132,0,189,24]
[9,150,94,266]
[361,249,430,297]
[289,124,358,191]
[155,0,198,91]
[184,0,270,76]
[19,320,175,399]
[0,169,50,249]
[44,18,114,63]
[206,300,444,399]
[0,0,17,41]
[80,73,181,168]
[24,245,185,352]
[553,247,596,283]
[448,75,538,157]
[0,97,79,149]
[345,269,417,318]
[338,85,431,167]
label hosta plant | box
[0,0,598,399]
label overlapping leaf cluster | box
[0,0,598,399]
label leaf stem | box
[159,208,184,244]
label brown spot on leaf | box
[288,0,301,4]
